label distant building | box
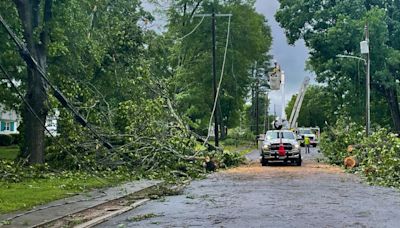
[0,105,58,135]
[0,105,19,135]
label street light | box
[336,25,370,136]
[336,54,366,64]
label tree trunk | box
[344,156,358,169]
[384,86,400,134]
[15,0,52,164]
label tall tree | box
[160,0,272,135]
[11,0,53,163]
[276,0,400,133]
[1,0,151,164]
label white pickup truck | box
[260,130,301,166]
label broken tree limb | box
[144,79,223,153]
[165,97,222,152]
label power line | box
[176,16,205,40]
[204,14,232,146]
[0,13,113,150]
[0,63,76,160]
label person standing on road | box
[304,136,311,154]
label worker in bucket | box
[304,136,311,154]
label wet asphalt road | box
[98,148,400,228]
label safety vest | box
[304,137,310,145]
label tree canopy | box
[277,0,400,132]
[0,0,272,170]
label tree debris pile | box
[321,118,400,188]
[1,97,244,183]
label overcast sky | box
[143,0,312,117]
[255,0,311,116]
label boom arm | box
[288,77,310,129]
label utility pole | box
[365,23,371,136]
[254,62,259,137]
[337,22,371,137]
[360,22,371,136]
[256,79,259,136]
[264,93,269,132]
[194,9,232,147]
[211,5,219,147]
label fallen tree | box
[321,119,400,188]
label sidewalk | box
[0,180,162,228]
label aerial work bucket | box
[269,61,281,90]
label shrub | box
[222,138,237,146]
[0,135,13,146]
[10,134,20,145]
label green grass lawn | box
[0,174,126,214]
[0,146,19,160]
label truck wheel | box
[261,159,269,166]
[296,155,302,166]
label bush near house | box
[10,134,20,145]
[0,135,13,146]
[320,118,400,188]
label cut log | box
[344,156,358,169]
[347,145,354,153]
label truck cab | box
[260,130,301,166]
[297,127,319,147]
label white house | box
[0,105,59,135]
[0,106,19,135]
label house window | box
[5,122,10,131]
[0,121,5,131]
[0,121,14,131]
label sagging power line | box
[193,11,232,147]
[0,14,113,150]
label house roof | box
[0,105,19,121]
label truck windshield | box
[299,129,312,134]
[266,132,295,140]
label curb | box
[0,180,162,228]
[74,199,150,228]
